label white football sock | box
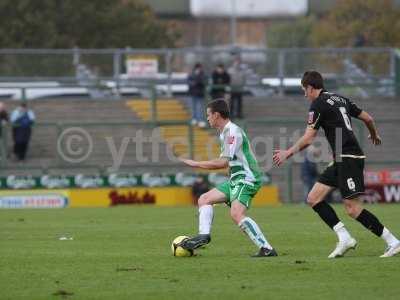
[333,222,352,242]
[198,205,213,235]
[239,217,272,249]
[381,227,399,247]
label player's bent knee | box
[198,193,211,207]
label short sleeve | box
[220,129,242,160]
[307,104,322,130]
[348,100,362,118]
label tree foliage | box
[266,0,400,48]
[0,0,178,48]
[311,0,400,47]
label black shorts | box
[317,157,365,199]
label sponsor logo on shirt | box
[308,112,314,124]
[227,136,235,144]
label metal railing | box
[0,47,397,97]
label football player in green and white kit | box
[179,99,277,257]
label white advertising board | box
[190,0,308,18]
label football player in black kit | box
[273,71,400,258]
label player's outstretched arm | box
[357,111,382,146]
[273,127,317,166]
[179,157,229,170]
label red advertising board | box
[362,169,400,203]
[361,184,400,203]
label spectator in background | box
[211,64,230,100]
[191,176,209,205]
[11,102,35,161]
[188,63,207,127]
[0,102,9,162]
[228,57,246,119]
[300,145,320,203]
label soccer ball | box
[171,236,194,257]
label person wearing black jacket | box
[10,102,35,161]
[211,64,230,100]
[188,63,207,127]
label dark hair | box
[207,99,230,119]
[194,62,202,69]
[301,71,324,89]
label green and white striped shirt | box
[219,121,261,185]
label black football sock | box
[356,209,384,237]
[312,201,341,229]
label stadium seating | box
[126,98,220,161]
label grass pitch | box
[1,204,400,300]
